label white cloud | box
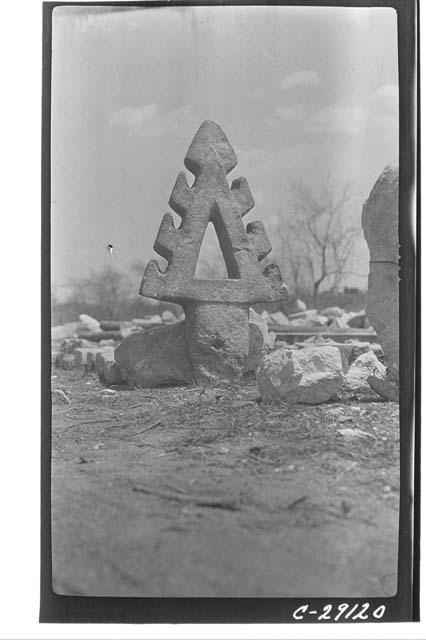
[280,70,320,91]
[108,103,196,137]
[273,104,306,121]
[306,103,369,136]
[305,84,398,137]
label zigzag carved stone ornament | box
[140,120,287,383]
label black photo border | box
[40,0,420,623]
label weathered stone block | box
[269,311,289,325]
[345,350,386,391]
[94,348,115,376]
[257,346,343,405]
[362,163,399,381]
[74,347,99,368]
[78,314,101,333]
[320,306,344,319]
[51,323,79,341]
[115,321,193,387]
[347,311,366,329]
[245,308,269,373]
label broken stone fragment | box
[344,350,386,391]
[51,389,71,405]
[291,299,307,313]
[347,311,366,329]
[320,306,345,319]
[51,322,79,341]
[102,361,124,385]
[78,314,101,333]
[260,310,274,325]
[245,308,270,373]
[162,310,177,324]
[115,321,193,387]
[132,316,163,328]
[74,347,101,368]
[269,311,289,325]
[329,316,350,329]
[362,163,399,381]
[94,348,115,376]
[311,314,329,327]
[257,345,343,405]
[94,350,124,385]
[295,338,370,373]
[86,350,98,372]
[367,375,399,402]
[60,337,94,354]
[288,309,318,321]
[54,353,75,370]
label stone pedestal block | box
[185,302,249,383]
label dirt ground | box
[51,368,399,597]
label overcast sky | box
[51,4,398,295]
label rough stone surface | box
[257,346,343,405]
[311,314,329,327]
[295,337,370,373]
[94,349,115,376]
[348,312,366,329]
[292,299,307,312]
[102,361,124,386]
[245,308,270,373]
[368,375,399,402]
[74,348,96,368]
[78,314,101,333]
[140,121,287,306]
[99,339,116,348]
[330,316,349,329]
[362,163,399,381]
[132,316,163,328]
[52,323,79,341]
[115,321,193,387]
[139,120,287,383]
[269,311,289,325]
[321,306,344,318]
[261,310,274,325]
[345,350,386,391]
[86,350,98,372]
[288,309,318,321]
[162,310,177,324]
[54,354,75,370]
[59,338,93,355]
[93,350,124,385]
[185,303,249,383]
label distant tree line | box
[52,176,367,324]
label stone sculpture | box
[140,120,287,383]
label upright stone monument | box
[140,120,287,383]
[362,163,399,385]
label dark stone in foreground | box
[115,321,193,387]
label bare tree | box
[272,176,359,305]
[66,265,132,320]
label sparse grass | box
[51,368,400,597]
